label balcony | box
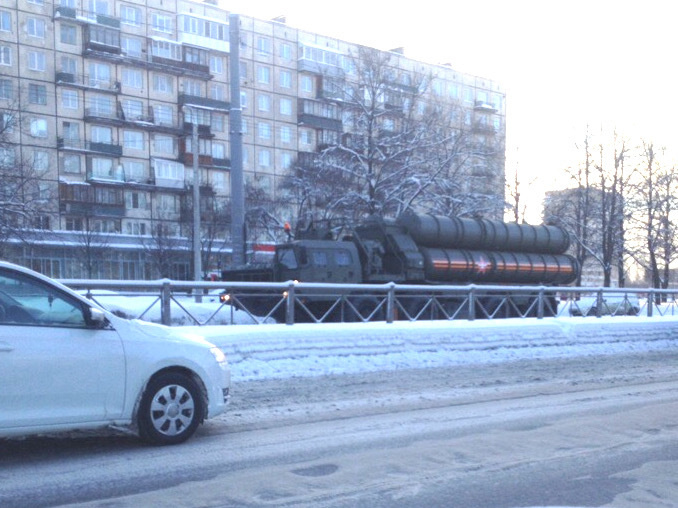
[181,153,213,167]
[297,99,342,131]
[182,122,213,138]
[179,94,230,113]
[61,201,125,217]
[55,72,120,94]
[57,137,123,157]
[54,6,120,28]
[474,100,498,113]
[82,106,184,135]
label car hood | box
[108,313,216,348]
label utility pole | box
[229,13,245,267]
[184,105,202,298]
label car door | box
[0,268,126,431]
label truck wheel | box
[137,372,205,445]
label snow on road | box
[191,316,678,383]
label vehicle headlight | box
[209,346,227,364]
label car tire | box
[137,372,205,445]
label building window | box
[240,91,248,109]
[88,62,111,87]
[300,128,312,145]
[33,150,49,172]
[153,104,173,126]
[282,152,292,169]
[30,118,48,138]
[151,39,181,60]
[258,94,270,112]
[153,135,175,155]
[120,5,141,26]
[280,43,291,60]
[279,70,292,88]
[60,24,77,44]
[28,51,45,71]
[88,0,109,15]
[258,122,271,140]
[212,142,225,159]
[121,36,142,58]
[27,18,45,38]
[280,125,291,144]
[0,79,12,99]
[0,11,11,32]
[154,159,183,181]
[0,46,11,66]
[184,46,208,66]
[125,161,145,181]
[91,125,112,143]
[63,154,81,174]
[61,89,78,109]
[301,75,313,93]
[122,68,143,88]
[89,95,114,116]
[60,56,77,74]
[88,25,119,48]
[122,99,143,119]
[211,113,224,132]
[210,83,225,101]
[152,74,173,93]
[210,56,223,74]
[257,37,270,55]
[280,98,292,116]
[90,156,114,179]
[258,149,271,168]
[182,79,203,97]
[123,130,143,150]
[28,83,47,105]
[257,66,270,84]
[62,121,79,141]
[151,13,173,33]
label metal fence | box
[59,278,678,326]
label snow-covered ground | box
[87,292,678,384]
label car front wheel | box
[137,372,205,445]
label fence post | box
[595,289,604,318]
[468,286,476,321]
[537,286,545,319]
[386,283,395,323]
[647,290,654,317]
[161,279,172,326]
[285,281,295,325]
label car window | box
[335,249,353,267]
[311,250,328,267]
[277,248,298,269]
[0,269,88,328]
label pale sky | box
[220,0,678,219]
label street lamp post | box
[184,106,202,297]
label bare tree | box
[0,100,45,258]
[143,217,188,279]
[627,142,678,294]
[72,217,112,279]
[594,131,629,287]
[281,46,502,224]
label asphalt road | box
[2,351,678,508]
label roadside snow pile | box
[194,316,678,382]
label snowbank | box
[193,316,678,382]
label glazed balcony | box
[55,72,120,94]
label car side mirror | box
[87,307,108,329]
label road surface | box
[2,350,678,507]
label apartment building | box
[0,0,506,279]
